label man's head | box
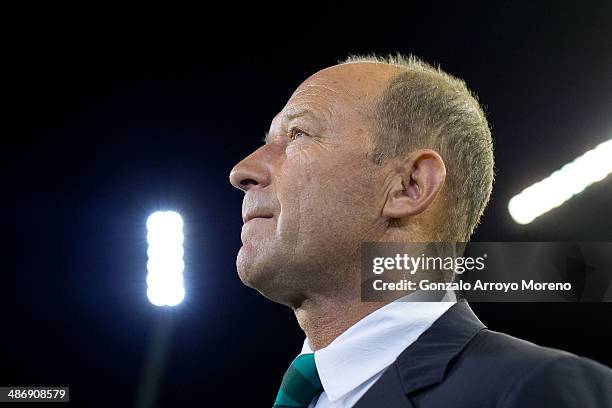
[229,54,494,307]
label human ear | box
[382,149,446,219]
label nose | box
[229,147,272,192]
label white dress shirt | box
[301,292,456,408]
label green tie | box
[273,353,323,408]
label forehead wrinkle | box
[289,84,345,113]
[265,73,381,144]
[289,82,369,123]
[286,102,332,122]
[280,92,335,130]
[291,82,343,99]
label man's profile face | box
[229,64,400,306]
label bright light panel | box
[146,211,185,306]
[509,139,612,224]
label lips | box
[241,194,276,224]
[242,213,274,223]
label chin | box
[236,244,299,304]
[237,244,276,288]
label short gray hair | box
[341,53,495,241]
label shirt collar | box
[300,292,455,402]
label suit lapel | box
[353,301,485,407]
[352,363,414,408]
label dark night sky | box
[3,3,612,407]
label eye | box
[288,127,308,141]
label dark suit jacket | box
[353,301,612,407]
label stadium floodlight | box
[509,138,612,224]
[146,210,185,306]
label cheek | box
[275,150,316,241]
[276,147,377,243]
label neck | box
[292,223,423,351]
[293,292,385,351]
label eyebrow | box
[281,108,320,129]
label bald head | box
[229,54,492,307]
[292,61,403,109]
[263,62,403,146]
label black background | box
[3,3,612,407]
